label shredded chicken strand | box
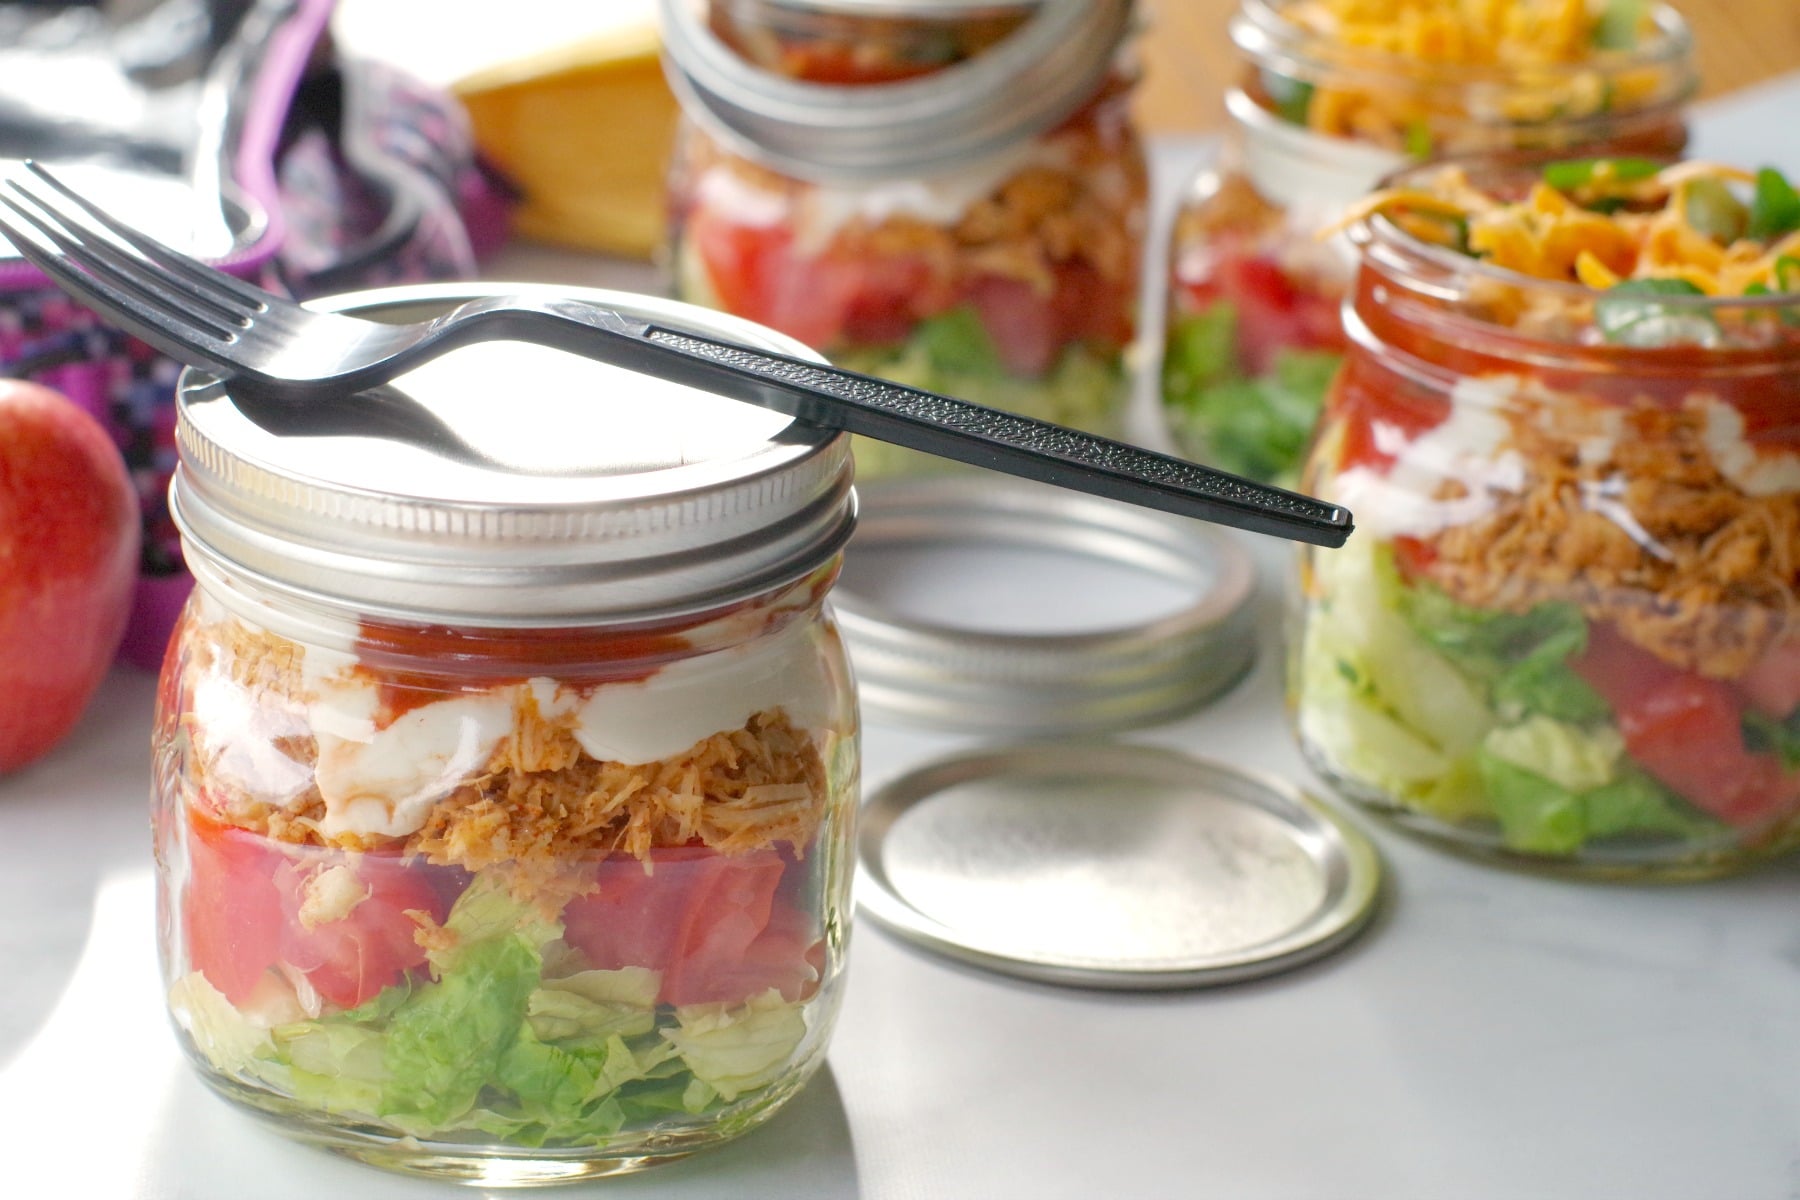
[1418,393,1800,677]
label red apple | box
[0,379,141,773]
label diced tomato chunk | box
[183,810,455,1011]
[1574,626,1800,827]
[273,855,448,1010]
[1736,637,1800,719]
[185,815,287,1005]
[1176,248,1345,377]
[563,847,822,1007]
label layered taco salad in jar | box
[1162,0,1695,484]
[662,0,1147,478]
[149,294,862,1181]
[155,571,858,1173]
[1291,157,1800,875]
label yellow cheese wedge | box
[454,21,678,260]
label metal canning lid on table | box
[832,477,1260,735]
[856,742,1383,989]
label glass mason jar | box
[149,284,860,1183]
[660,0,1147,479]
[1290,166,1800,879]
[1160,0,1696,485]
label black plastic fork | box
[0,161,1353,547]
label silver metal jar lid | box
[831,478,1257,735]
[170,282,855,626]
[856,742,1383,989]
[658,0,1134,181]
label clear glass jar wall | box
[664,0,1148,478]
[146,283,862,1184]
[1160,0,1696,485]
[1289,170,1800,878]
[152,562,858,1179]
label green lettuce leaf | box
[1162,302,1339,484]
[382,932,544,1126]
[379,877,562,1126]
[839,307,1126,478]
[168,971,277,1076]
[663,989,808,1102]
[913,304,1003,376]
[1477,744,1714,855]
[278,1022,388,1116]
[1398,585,1609,723]
[1162,303,1238,397]
[527,967,661,1042]
[1483,715,1624,793]
[1296,539,1494,820]
[1742,707,1800,769]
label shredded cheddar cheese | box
[1344,161,1800,298]
[1285,0,1625,69]
[1267,0,1676,150]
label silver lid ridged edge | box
[856,742,1383,989]
[171,282,856,626]
[659,0,1135,181]
[833,477,1257,734]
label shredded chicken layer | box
[1418,393,1800,678]
[183,618,831,907]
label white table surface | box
[4,77,1800,1200]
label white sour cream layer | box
[286,621,834,840]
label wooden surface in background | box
[1132,0,1800,133]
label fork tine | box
[1,179,253,336]
[0,191,242,373]
[21,161,272,319]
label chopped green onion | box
[1748,167,1800,240]
[1404,119,1434,161]
[1595,278,1719,347]
[1746,258,1800,325]
[1592,0,1646,50]
[1542,156,1662,192]
[1258,68,1315,126]
[1776,255,1800,293]
[1680,176,1749,245]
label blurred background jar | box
[660,0,1146,478]
[1159,0,1696,486]
[151,285,860,1182]
[1289,162,1800,880]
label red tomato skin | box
[1737,637,1800,719]
[183,811,455,1011]
[185,814,287,1005]
[563,847,822,1007]
[273,856,449,1011]
[688,216,853,352]
[1574,626,1800,827]
[1176,249,1346,377]
[966,276,1060,376]
[689,211,1133,370]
